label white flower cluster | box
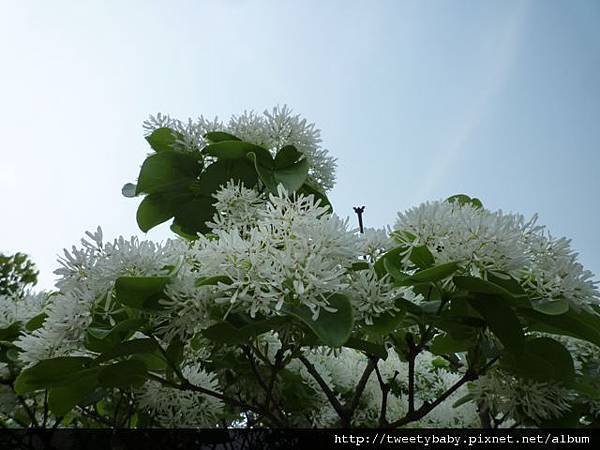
[143,105,337,191]
[136,365,223,427]
[0,291,49,328]
[394,201,600,311]
[470,368,576,425]
[17,229,185,366]
[191,186,360,319]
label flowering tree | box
[1,107,599,429]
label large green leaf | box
[274,145,303,169]
[274,158,309,192]
[48,368,99,416]
[95,338,160,364]
[98,359,148,388]
[522,307,600,348]
[25,313,47,332]
[146,127,183,152]
[136,151,201,195]
[532,299,569,315]
[0,322,21,341]
[136,193,183,232]
[467,296,524,350]
[194,159,258,194]
[114,276,170,311]
[84,318,146,353]
[202,322,248,345]
[248,151,277,192]
[501,337,575,383]
[394,262,460,286]
[430,333,473,355]
[374,246,407,278]
[363,310,405,336]
[281,294,354,347]
[204,131,241,143]
[172,196,215,236]
[205,140,272,166]
[409,245,435,269]
[453,276,514,297]
[15,357,93,394]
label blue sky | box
[1,0,599,289]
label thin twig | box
[298,355,345,419]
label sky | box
[1,0,599,290]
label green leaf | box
[195,159,258,194]
[196,275,232,287]
[446,194,483,209]
[202,322,248,345]
[15,357,93,394]
[48,368,99,416]
[170,223,198,240]
[364,310,405,336]
[281,293,354,347]
[350,261,370,271]
[84,318,146,353]
[136,193,182,232]
[95,338,160,364]
[453,276,514,297]
[98,359,148,388]
[166,336,185,367]
[172,196,215,236]
[383,257,409,284]
[452,393,475,408]
[205,141,272,166]
[145,127,183,152]
[532,299,569,315]
[374,246,407,278]
[344,337,388,359]
[204,131,241,143]
[501,337,575,383]
[0,322,21,341]
[274,158,309,192]
[467,296,524,350]
[274,145,303,169]
[522,308,600,348]
[115,276,170,311]
[409,245,434,269]
[430,333,473,355]
[248,151,277,192]
[136,151,201,195]
[407,262,459,284]
[25,313,47,332]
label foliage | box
[0,253,38,298]
[1,107,599,429]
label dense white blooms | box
[358,227,395,261]
[0,291,49,327]
[394,201,600,311]
[137,365,223,427]
[17,229,184,365]
[470,368,576,424]
[191,186,360,319]
[345,269,401,325]
[143,106,337,191]
[207,180,264,233]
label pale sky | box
[1,0,599,289]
